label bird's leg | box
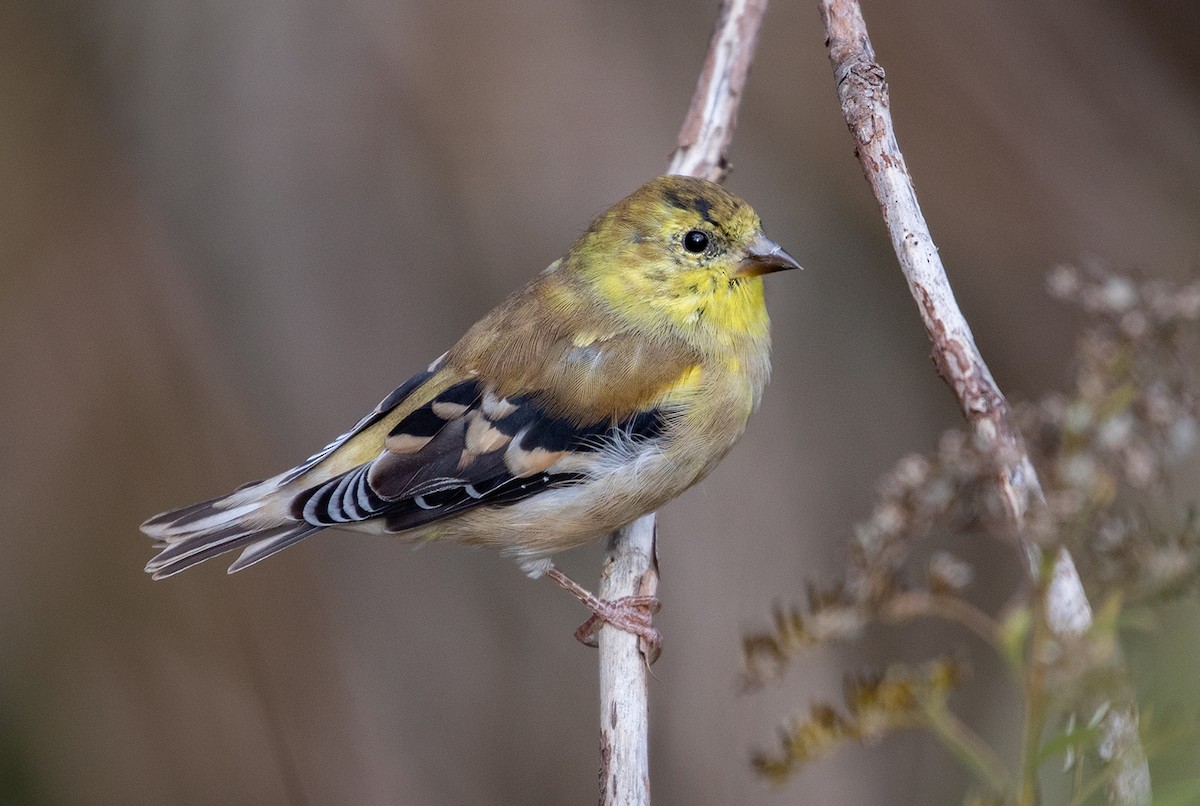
[545,565,662,653]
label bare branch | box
[818,2,1148,803]
[668,0,768,182]
[598,2,770,803]
[598,515,658,806]
[819,0,1036,521]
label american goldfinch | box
[143,176,798,639]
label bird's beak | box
[735,231,803,277]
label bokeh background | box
[3,1,1199,803]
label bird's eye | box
[682,229,710,254]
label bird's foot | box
[546,566,662,662]
[571,595,661,649]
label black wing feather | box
[290,382,668,533]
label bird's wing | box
[141,354,477,576]
[291,328,703,534]
[144,295,703,576]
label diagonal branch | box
[597,2,770,804]
[818,2,1148,804]
[820,0,1037,522]
[668,0,768,181]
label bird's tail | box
[141,479,324,579]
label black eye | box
[682,229,709,254]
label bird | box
[142,175,799,646]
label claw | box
[546,566,662,663]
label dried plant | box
[745,266,1200,805]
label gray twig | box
[818,2,1148,803]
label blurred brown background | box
[2,1,1198,803]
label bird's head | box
[568,175,799,346]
